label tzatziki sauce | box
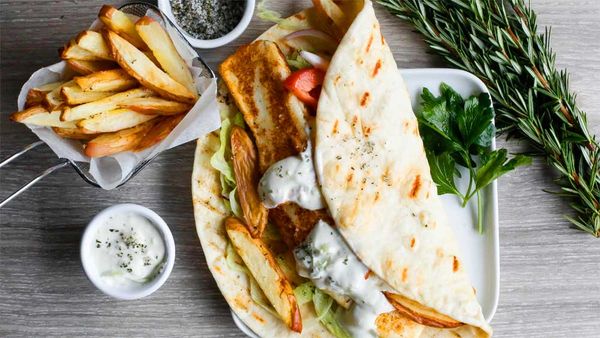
[258,136,325,211]
[294,221,394,338]
[88,212,166,288]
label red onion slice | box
[299,50,330,71]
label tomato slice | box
[283,67,325,110]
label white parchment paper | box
[16,11,220,189]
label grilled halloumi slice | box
[220,40,330,249]
[219,40,308,173]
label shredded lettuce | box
[287,51,312,70]
[257,0,284,24]
[249,276,279,317]
[225,241,248,274]
[229,187,243,218]
[313,288,352,338]
[294,282,315,305]
[211,117,236,188]
[257,0,308,30]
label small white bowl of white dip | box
[81,204,175,300]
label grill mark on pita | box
[362,125,372,137]
[332,120,339,134]
[234,296,249,311]
[381,33,386,45]
[251,312,266,323]
[374,191,380,201]
[334,74,341,84]
[372,59,382,77]
[346,172,354,183]
[409,175,422,198]
[213,265,223,274]
[402,267,408,282]
[366,33,374,52]
[364,270,373,280]
[360,92,370,107]
[453,256,460,272]
[410,237,416,249]
[194,197,223,215]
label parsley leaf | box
[417,83,530,233]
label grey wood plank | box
[1,0,599,337]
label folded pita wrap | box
[314,1,491,337]
[192,1,492,337]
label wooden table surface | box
[1,0,599,337]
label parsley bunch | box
[417,83,531,233]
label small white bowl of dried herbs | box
[158,0,255,49]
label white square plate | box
[231,68,500,337]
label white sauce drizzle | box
[294,221,394,338]
[89,212,166,287]
[258,132,325,210]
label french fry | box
[230,126,268,238]
[225,217,302,333]
[98,5,146,50]
[135,16,197,98]
[60,84,117,105]
[42,80,74,111]
[74,69,137,92]
[78,108,157,133]
[10,106,77,128]
[313,0,347,37]
[61,87,154,122]
[383,292,463,328]
[61,40,103,61]
[75,30,114,60]
[66,59,117,75]
[118,97,191,116]
[84,119,156,158]
[134,114,184,151]
[104,30,196,104]
[25,82,64,108]
[52,127,97,140]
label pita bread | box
[314,1,491,336]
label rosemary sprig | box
[378,0,600,236]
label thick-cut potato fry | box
[52,127,96,140]
[135,16,197,98]
[10,106,77,128]
[383,292,463,328]
[98,5,146,49]
[105,30,196,104]
[78,108,157,133]
[230,126,268,238]
[60,84,117,105]
[313,0,347,37]
[74,69,137,92]
[66,59,117,75]
[43,80,74,111]
[61,87,154,122]
[84,119,156,158]
[225,217,302,333]
[118,97,191,116]
[134,114,184,151]
[75,30,114,60]
[25,82,64,108]
[61,40,102,61]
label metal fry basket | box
[0,2,214,208]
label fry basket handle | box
[0,142,69,208]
